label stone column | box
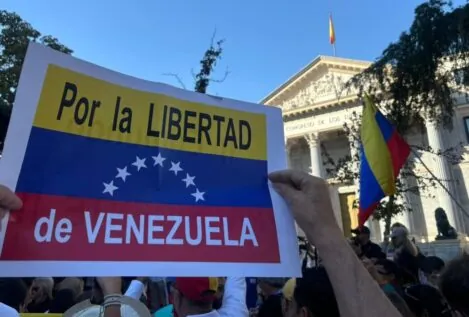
[304,133,323,178]
[425,120,461,232]
[400,176,415,233]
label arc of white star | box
[103,181,118,196]
[169,161,183,175]
[191,188,205,202]
[152,153,166,167]
[116,166,131,182]
[182,173,196,188]
[132,156,147,171]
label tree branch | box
[162,73,187,90]
[209,66,230,83]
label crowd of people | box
[0,170,469,317]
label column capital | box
[304,132,320,147]
[424,118,440,129]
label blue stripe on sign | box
[16,127,272,208]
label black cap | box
[351,226,370,235]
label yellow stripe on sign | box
[33,65,267,161]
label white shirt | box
[0,303,19,317]
[188,277,249,317]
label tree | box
[0,10,72,150]
[163,30,229,94]
[322,0,469,239]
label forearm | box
[104,305,121,317]
[306,226,401,317]
[101,282,123,317]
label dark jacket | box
[362,241,386,259]
[258,293,283,317]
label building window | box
[464,116,469,143]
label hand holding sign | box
[0,185,22,231]
[269,170,341,244]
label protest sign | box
[0,43,300,277]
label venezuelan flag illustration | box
[358,95,410,226]
[1,65,280,263]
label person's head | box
[391,226,408,247]
[0,278,28,311]
[351,226,371,245]
[348,237,363,258]
[375,259,399,284]
[391,222,405,230]
[171,277,218,317]
[439,254,469,316]
[420,256,445,288]
[55,277,84,300]
[257,277,287,298]
[28,277,54,304]
[282,267,339,317]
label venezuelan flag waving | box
[358,95,410,225]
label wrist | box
[306,225,345,252]
[102,287,122,296]
[103,293,122,310]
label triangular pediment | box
[261,56,371,113]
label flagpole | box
[410,148,469,218]
[332,44,336,57]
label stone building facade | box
[261,56,469,242]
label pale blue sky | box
[3,0,463,102]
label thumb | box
[0,185,22,210]
[271,182,298,206]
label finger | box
[0,185,22,210]
[271,183,298,206]
[269,169,323,190]
[269,169,301,185]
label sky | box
[3,0,465,103]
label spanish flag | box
[358,95,410,225]
[329,14,336,45]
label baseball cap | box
[351,226,370,235]
[174,277,218,303]
[282,278,296,301]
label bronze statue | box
[435,207,458,240]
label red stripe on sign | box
[1,193,280,263]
